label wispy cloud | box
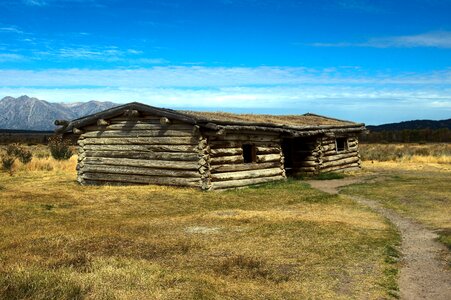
[22,0,47,6]
[0,26,25,34]
[310,31,451,48]
[0,53,27,62]
[1,66,449,123]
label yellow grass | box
[0,147,399,299]
[343,160,451,250]
[360,143,451,164]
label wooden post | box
[160,117,171,126]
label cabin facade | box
[55,102,366,190]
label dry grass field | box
[342,160,451,251]
[0,145,400,299]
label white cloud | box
[1,66,449,123]
[23,0,47,6]
[0,53,27,62]
[310,31,451,48]
[0,26,24,34]
[0,67,450,88]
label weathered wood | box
[209,134,279,142]
[55,120,69,126]
[82,144,197,152]
[210,148,243,157]
[82,173,201,187]
[84,123,194,131]
[210,162,281,173]
[211,175,284,190]
[160,117,171,126]
[321,163,360,173]
[73,128,84,135]
[255,146,281,154]
[123,109,140,117]
[292,161,318,167]
[84,157,199,170]
[322,152,358,161]
[81,130,193,138]
[97,119,109,126]
[256,154,281,163]
[209,141,279,148]
[82,164,200,178]
[84,150,199,161]
[321,157,360,168]
[211,168,283,181]
[80,137,198,146]
[210,155,244,165]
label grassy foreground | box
[342,161,451,251]
[0,155,399,299]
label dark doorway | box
[282,137,317,176]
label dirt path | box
[306,178,451,300]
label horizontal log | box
[84,150,199,161]
[256,154,281,163]
[82,144,197,153]
[81,130,194,138]
[321,157,360,168]
[321,163,360,173]
[110,119,183,125]
[209,134,279,142]
[84,157,198,170]
[210,155,244,165]
[255,146,281,154]
[112,115,160,121]
[211,167,283,181]
[81,164,200,178]
[203,130,279,136]
[210,148,243,157]
[211,175,285,190]
[322,152,358,161]
[292,161,318,167]
[80,137,199,146]
[81,173,201,187]
[209,141,279,148]
[84,123,194,131]
[210,162,281,173]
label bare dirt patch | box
[306,177,451,300]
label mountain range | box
[0,96,118,131]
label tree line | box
[360,128,450,143]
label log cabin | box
[55,102,366,190]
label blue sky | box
[0,0,450,124]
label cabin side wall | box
[319,135,361,173]
[76,115,202,187]
[204,131,286,190]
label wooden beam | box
[160,117,171,126]
[97,119,109,126]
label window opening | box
[242,144,257,163]
[336,138,348,152]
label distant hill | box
[0,95,118,131]
[367,119,451,132]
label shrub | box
[48,135,73,160]
[1,155,16,175]
[17,149,33,164]
[5,143,33,164]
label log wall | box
[319,135,361,173]
[76,115,203,187]
[205,131,286,190]
[285,138,322,175]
